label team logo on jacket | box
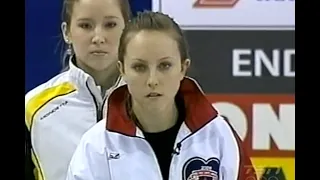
[182,157,220,180]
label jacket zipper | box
[86,77,121,122]
[141,136,183,180]
[167,115,216,179]
[86,82,102,122]
[169,141,182,179]
[139,125,189,179]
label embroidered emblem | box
[182,157,220,180]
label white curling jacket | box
[66,77,257,180]
[25,58,125,180]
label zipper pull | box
[172,142,182,156]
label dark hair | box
[118,11,190,64]
[60,0,132,71]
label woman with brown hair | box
[25,0,132,179]
[66,11,257,180]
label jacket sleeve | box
[66,131,111,180]
[219,119,257,180]
[25,125,36,180]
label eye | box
[105,22,117,28]
[132,63,147,72]
[78,23,92,30]
[158,62,172,70]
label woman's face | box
[119,30,190,111]
[63,0,125,72]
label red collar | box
[105,77,218,136]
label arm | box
[219,119,257,180]
[66,130,111,180]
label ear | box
[61,22,71,44]
[180,59,191,80]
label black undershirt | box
[143,96,185,180]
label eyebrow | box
[77,16,120,21]
[133,56,172,62]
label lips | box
[90,50,108,56]
[146,92,162,97]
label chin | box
[144,100,168,111]
[89,60,117,71]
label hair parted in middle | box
[118,11,190,64]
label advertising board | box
[208,94,295,179]
[152,0,295,30]
[187,30,295,179]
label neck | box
[91,65,119,95]
[132,99,179,133]
[77,61,119,95]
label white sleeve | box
[218,118,257,180]
[66,132,111,180]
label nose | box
[92,28,106,45]
[147,70,159,89]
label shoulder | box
[25,71,75,103]
[208,115,240,140]
[25,72,77,129]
